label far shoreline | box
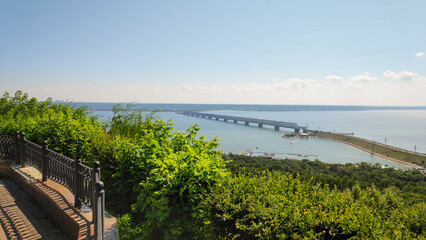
[317,136,422,169]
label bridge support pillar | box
[234,120,238,123]
[295,128,300,134]
[224,119,228,122]
[245,122,249,125]
[274,126,279,131]
[209,117,211,119]
[215,117,219,120]
[258,123,263,128]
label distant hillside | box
[67,102,426,112]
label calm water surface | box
[94,110,426,168]
[210,110,426,153]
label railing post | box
[15,132,20,164]
[42,141,48,181]
[92,161,100,219]
[94,181,105,240]
[21,133,26,167]
[92,161,103,239]
[74,156,82,207]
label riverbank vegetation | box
[226,155,425,205]
[316,131,426,167]
[1,91,425,239]
[205,172,425,239]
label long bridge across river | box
[181,111,307,133]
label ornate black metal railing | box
[46,148,76,193]
[0,132,105,240]
[25,140,43,172]
[0,135,15,159]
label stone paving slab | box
[13,165,118,239]
[0,178,69,240]
[0,160,119,240]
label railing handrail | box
[0,132,105,240]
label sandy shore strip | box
[317,136,422,169]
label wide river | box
[93,110,426,168]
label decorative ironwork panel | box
[1,135,100,211]
[0,136,15,159]
[78,164,93,206]
[25,140,43,171]
[46,149,74,191]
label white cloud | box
[324,75,344,84]
[344,72,377,89]
[327,72,378,89]
[347,72,377,83]
[383,70,426,82]
[7,70,426,106]
[414,52,425,58]
[324,73,377,89]
[271,78,316,90]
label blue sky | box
[1,0,425,105]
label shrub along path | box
[0,177,69,240]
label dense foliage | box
[0,91,103,163]
[226,155,426,204]
[106,104,228,239]
[204,172,426,239]
[1,91,425,239]
[0,91,228,239]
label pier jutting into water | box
[181,111,307,133]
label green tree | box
[106,104,228,239]
[0,91,104,163]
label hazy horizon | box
[71,102,426,112]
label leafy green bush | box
[0,91,104,163]
[226,154,426,204]
[107,105,228,239]
[203,172,425,239]
[0,91,230,239]
[116,213,134,240]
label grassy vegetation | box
[316,131,426,167]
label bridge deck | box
[182,111,306,130]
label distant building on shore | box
[300,133,310,139]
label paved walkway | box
[0,177,69,240]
